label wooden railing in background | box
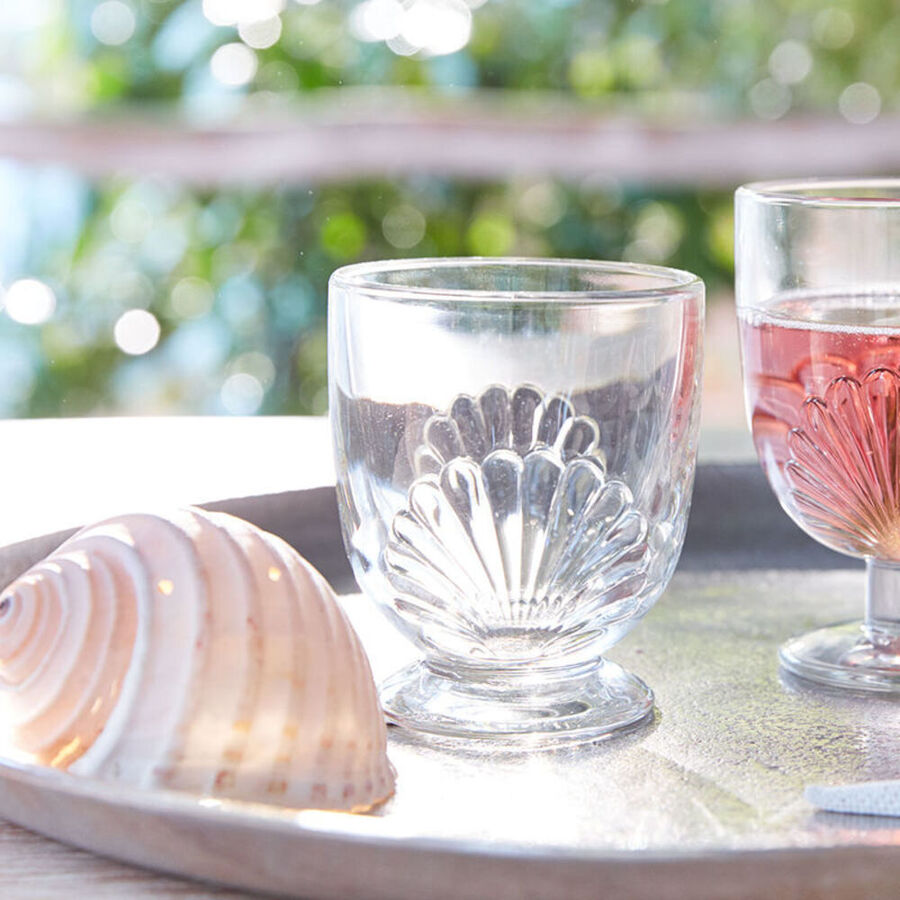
[0,90,893,186]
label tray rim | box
[0,748,888,865]
[4,748,900,900]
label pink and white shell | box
[0,508,394,812]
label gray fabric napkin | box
[807,781,900,816]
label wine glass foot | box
[780,621,900,692]
[380,658,654,746]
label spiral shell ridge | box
[0,509,394,812]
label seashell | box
[786,368,900,560]
[385,385,653,662]
[0,508,394,813]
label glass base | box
[380,658,654,746]
[780,621,900,693]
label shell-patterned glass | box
[329,258,704,743]
[737,179,900,692]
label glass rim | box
[329,257,702,303]
[737,177,900,209]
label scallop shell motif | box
[0,508,394,812]
[386,385,653,660]
[786,367,900,560]
[412,384,605,476]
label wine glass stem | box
[865,558,900,645]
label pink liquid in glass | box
[739,293,900,560]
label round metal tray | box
[0,468,898,899]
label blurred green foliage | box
[0,0,886,415]
[3,173,734,416]
[48,0,897,114]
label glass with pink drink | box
[737,180,900,691]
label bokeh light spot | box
[170,276,214,320]
[221,372,264,414]
[239,16,282,49]
[400,0,471,56]
[4,279,57,325]
[210,42,258,87]
[839,82,880,124]
[203,0,284,26]
[350,0,404,42]
[768,40,812,86]
[91,1,136,46]
[142,220,188,272]
[568,51,615,98]
[466,212,515,256]
[320,212,367,259]
[230,351,276,388]
[616,36,663,88]
[382,204,426,249]
[518,182,567,228]
[385,33,419,57]
[749,78,791,120]
[632,202,684,262]
[813,8,855,49]
[114,309,161,355]
[110,195,153,244]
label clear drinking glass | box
[737,179,900,692]
[329,258,704,742]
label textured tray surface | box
[344,568,895,854]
